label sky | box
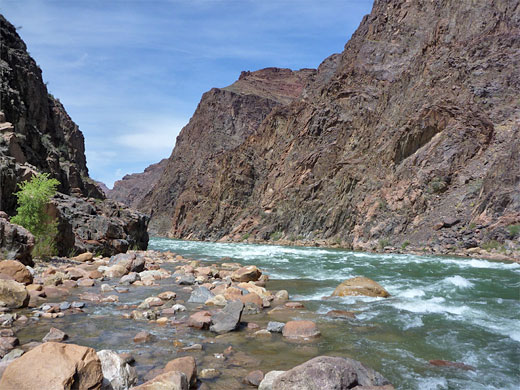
[0,0,373,188]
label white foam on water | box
[415,376,448,390]
[402,315,424,330]
[442,275,474,289]
[293,289,334,301]
[393,297,469,315]
[399,288,426,299]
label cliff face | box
[139,67,317,235]
[0,15,149,256]
[143,0,519,256]
[107,158,168,209]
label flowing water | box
[15,238,520,390]
[149,238,520,390]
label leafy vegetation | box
[379,238,390,249]
[241,233,250,241]
[11,173,60,259]
[401,240,410,250]
[506,224,520,237]
[270,231,283,241]
[481,240,501,251]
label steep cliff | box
[0,15,149,256]
[142,0,519,257]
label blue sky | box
[1,0,373,187]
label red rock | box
[282,321,320,339]
[244,370,264,386]
[133,331,152,343]
[42,327,68,343]
[429,359,475,371]
[231,266,262,282]
[285,302,304,309]
[187,311,212,329]
[0,260,33,285]
[164,356,197,387]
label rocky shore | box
[0,249,400,389]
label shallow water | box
[148,238,520,390]
[15,238,520,389]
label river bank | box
[0,239,518,389]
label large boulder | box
[231,265,262,282]
[164,356,197,388]
[0,260,32,284]
[187,286,214,304]
[97,349,137,390]
[0,342,103,390]
[282,321,320,340]
[0,279,28,308]
[0,217,34,266]
[331,277,390,298]
[131,370,188,390]
[259,371,286,390]
[210,300,244,334]
[109,253,145,273]
[272,356,393,389]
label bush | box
[11,173,60,259]
[270,231,283,241]
[506,224,520,237]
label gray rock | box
[267,321,285,333]
[42,327,68,343]
[178,274,195,285]
[272,356,392,389]
[109,253,145,273]
[0,280,28,308]
[187,286,214,303]
[119,272,139,285]
[0,218,35,266]
[97,349,137,390]
[72,301,85,308]
[210,300,244,334]
[0,348,23,362]
[172,304,187,312]
[259,371,285,390]
[59,302,71,311]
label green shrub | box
[241,233,250,241]
[270,231,283,241]
[11,173,60,259]
[481,240,501,251]
[506,224,520,237]
[401,240,410,250]
[379,238,390,249]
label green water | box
[148,238,520,390]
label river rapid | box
[149,237,520,390]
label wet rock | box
[42,327,68,343]
[120,272,139,285]
[0,342,103,390]
[133,331,153,343]
[178,274,196,285]
[0,260,32,284]
[43,286,69,299]
[132,370,188,390]
[0,280,28,308]
[267,321,285,333]
[272,356,392,389]
[109,253,145,273]
[79,292,102,302]
[182,344,203,351]
[272,290,289,305]
[284,302,304,309]
[199,368,220,379]
[240,292,263,307]
[73,252,94,262]
[164,356,197,387]
[258,371,285,390]
[244,370,264,386]
[59,302,71,310]
[253,330,271,338]
[118,352,135,365]
[332,277,390,298]
[282,321,320,340]
[1,348,23,362]
[97,349,138,390]
[205,294,227,306]
[0,336,19,357]
[327,310,356,319]
[104,265,128,278]
[72,301,85,308]
[231,266,262,282]
[78,278,95,287]
[0,218,34,266]
[101,284,114,293]
[188,311,212,330]
[172,304,187,312]
[429,359,475,371]
[158,291,176,300]
[210,301,244,334]
[188,286,214,304]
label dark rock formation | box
[139,0,519,256]
[0,14,149,256]
[0,217,34,266]
[107,158,168,209]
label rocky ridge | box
[0,15,149,257]
[132,0,519,260]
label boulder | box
[282,321,320,339]
[0,260,33,284]
[244,370,264,386]
[0,279,29,308]
[109,253,145,273]
[0,342,103,390]
[267,321,285,333]
[231,265,262,282]
[187,286,214,304]
[133,331,152,343]
[259,371,285,390]
[97,349,137,390]
[42,327,68,343]
[164,356,197,387]
[0,218,34,266]
[73,252,94,262]
[210,300,244,334]
[187,311,212,329]
[331,277,390,298]
[132,370,188,390]
[272,356,392,389]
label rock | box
[267,321,285,333]
[73,252,94,262]
[78,278,95,287]
[326,310,356,319]
[253,330,272,338]
[172,304,187,312]
[282,321,320,339]
[205,294,227,306]
[272,290,289,305]
[187,311,212,329]
[0,260,33,284]
[284,302,304,309]
[240,292,263,307]
[231,266,262,282]
[182,344,203,351]
[331,277,390,298]
[0,280,28,308]
[0,342,103,390]
[210,300,244,334]
[272,356,392,389]
[120,272,139,285]
[97,349,138,390]
[199,368,220,379]
[101,284,114,293]
[59,302,71,310]
[0,218,34,266]
[109,253,145,273]
[178,274,196,285]
[132,371,188,390]
[133,331,152,343]
[164,356,197,387]
[42,327,68,343]
[258,371,285,390]
[187,286,214,304]
[1,348,23,362]
[158,291,176,300]
[244,370,264,386]
[429,359,475,371]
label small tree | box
[11,173,60,259]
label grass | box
[401,241,410,250]
[270,231,283,241]
[379,238,390,249]
[506,224,520,237]
[241,233,250,241]
[481,240,502,251]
